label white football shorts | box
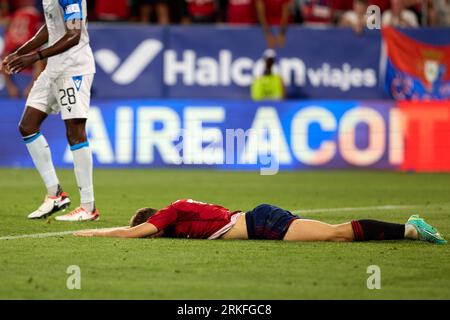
[26,70,94,120]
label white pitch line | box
[291,205,417,214]
[0,205,417,241]
[0,227,123,241]
[0,230,79,240]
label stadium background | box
[0,0,449,300]
[1,24,450,171]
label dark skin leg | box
[18,107,48,136]
[64,118,87,146]
[18,108,88,146]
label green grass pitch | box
[0,168,449,299]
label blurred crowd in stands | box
[1,0,449,28]
[0,0,448,99]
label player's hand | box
[6,52,39,74]
[1,52,19,74]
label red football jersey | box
[187,0,216,17]
[263,0,292,25]
[95,0,130,20]
[369,0,390,12]
[147,199,240,239]
[301,0,334,25]
[4,6,42,55]
[227,0,257,24]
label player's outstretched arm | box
[74,223,159,238]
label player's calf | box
[351,217,446,244]
[53,119,99,222]
[351,219,405,241]
[329,223,355,242]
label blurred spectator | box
[256,0,293,48]
[403,0,422,24]
[186,0,217,23]
[1,0,21,12]
[134,0,170,24]
[226,0,258,24]
[429,0,450,26]
[295,0,354,25]
[251,49,285,101]
[299,0,334,25]
[0,0,23,24]
[1,0,43,98]
[0,0,9,24]
[339,0,368,33]
[169,0,191,23]
[369,0,391,12]
[382,0,419,27]
[95,0,131,22]
[332,0,354,21]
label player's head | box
[129,207,158,227]
[391,0,404,13]
[263,49,276,74]
[354,0,368,13]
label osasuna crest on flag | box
[381,27,450,100]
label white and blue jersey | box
[25,0,95,119]
[43,0,95,78]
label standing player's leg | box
[55,74,99,222]
[65,118,95,213]
[19,107,57,196]
[21,71,71,219]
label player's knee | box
[66,132,86,146]
[18,122,38,137]
[327,228,341,241]
[330,225,353,242]
[66,128,86,146]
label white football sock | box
[404,224,419,240]
[24,132,59,196]
[71,141,95,212]
[47,184,60,197]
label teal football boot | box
[406,215,447,245]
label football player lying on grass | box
[74,199,447,244]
